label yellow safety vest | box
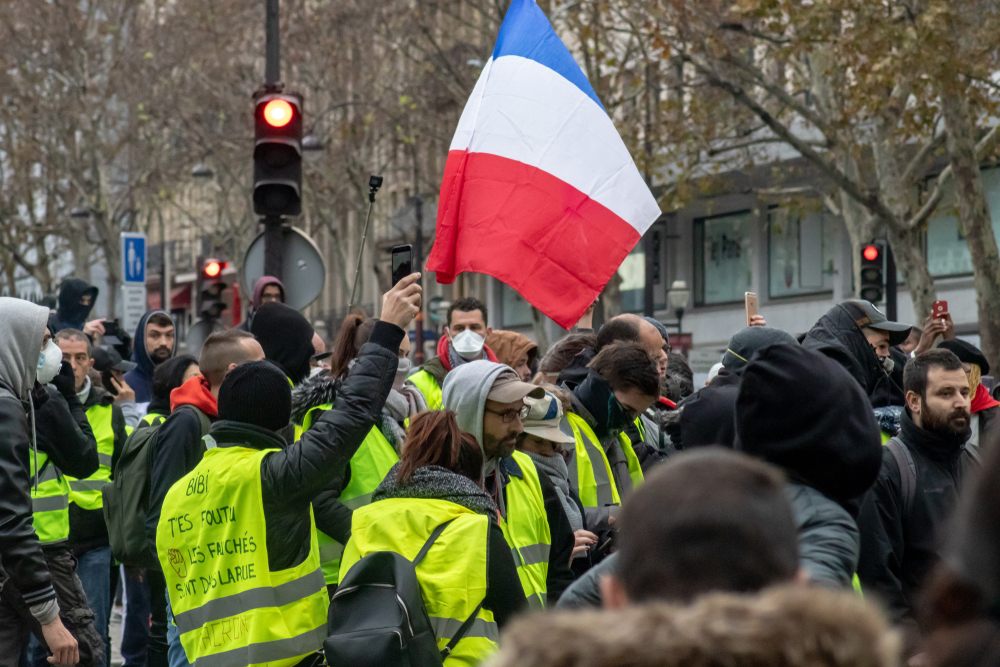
[157,446,328,667]
[301,404,399,585]
[409,369,443,410]
[618,419,646,489]
[562,412,621,509]
[498,451,551,610]
[66,402,115,510]
[30,449,70,545]
[341,498,498,667]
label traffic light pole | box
[264,215,284,279]
[886,242,898,322]
[265,0,280,87]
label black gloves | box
[51,361,77,400]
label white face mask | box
[393,357,412,391]
[450,330,485,361]
[37,340,63,385]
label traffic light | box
[860,242,884,303]
[198,259,229,320]
[253,92,303,217]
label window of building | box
[927,166,1000,277]
[501,282,533,327]
[693,210,754,305]
[767,207,836,298]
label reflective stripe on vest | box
[66,403,115,510]
[409,369,443,410]
[563,413,621,509]
[618,428,645,489]
[342,498,498,666]
[499,451,551,609]
[157,446,328,667]
[30,447,70,544]
[302,405,400,586]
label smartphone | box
[745,292,758,327]
[932,300,948,320]
[102,318,123,345]
[100,369,119,396]
[391,244,413,287]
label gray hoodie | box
[0,297,49,399]
[441,359,511,454]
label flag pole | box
[348,175,383,313]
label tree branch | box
[902,127,946,185]
[708,135,829,156]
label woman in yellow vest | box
[341,410,527,666]
[290,313,426,594]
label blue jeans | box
[165,589,191,667]
[121,567,152,667]
[77,546,113,667]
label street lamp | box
[70,206,91,219]
[667,280,690,333]
[192,163,214,179]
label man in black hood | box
[736,343,883,590]
[49,279,99,335]
[250,302,315,386]
[124,310,176,407]
[801,299,912,407]
[856,348,974,633]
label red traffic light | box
[203,261,227,278]
[863,245,880,262]
[263,99,293,128]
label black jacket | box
[69,385,127,556]
[856,410,969,623]
[0,380,56,607]
[800,302,904,407]
[33,384,99,481]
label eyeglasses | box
[485,405,530,423]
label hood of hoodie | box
[801,302,904,407]
[56,278,98,330]
[250,302,314,385]
[0,298,50,399]
[130,309,176,378]
[441,359,510,455]
[736,343,882,504]
[251,276,285,310]
[487,586,899,667]
[485,330,538,370]
[170,375,219,417]
[290,371,338,425]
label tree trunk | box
[531,306,550,356]
[940,93,1000,370]
[601,271,623,320]
[886,224,935,319]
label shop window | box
[693,211,754,305]
[768,207,836,298]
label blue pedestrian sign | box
[121,233,147,285]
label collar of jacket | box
[567,386,599,430]
[900,407,967,462]
[211,420,287,451]
[289,371,338,425]
[82,383,114,410]
[499,454,524,480]
[420,355,448,385]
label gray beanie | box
[722,327,798,373]
[644,317,670,344]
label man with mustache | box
[857,348,974,634]
[124,311,176,413]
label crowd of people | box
[1,271,999,667]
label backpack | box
[103,407,211,568]
[324,520,484,667]
[885,436,982,516]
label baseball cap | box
[522,391,576,444]
[844,300,912,347]
[92,346,137,373]
[486,369,545,404]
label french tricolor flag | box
[427,0,661,329]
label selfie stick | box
[348,175,383,313]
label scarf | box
[379,390,411,451]
[374,463,497,518]
[971,383,1000,414]
[524,451,583,532]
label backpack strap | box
[440,601,485,660]
[412,520,455,567]
[886,437,916,516]
[193,408,212,437]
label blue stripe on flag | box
[491,0,606,112]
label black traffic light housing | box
[197,258,229,320]
[253,91,303,217]
[860,241,884,303]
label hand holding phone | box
[391,244,413,287]
[745,292,758,327]
[932,300,948,320]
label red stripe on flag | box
[428,150,642,329]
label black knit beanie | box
[250,302,315,385]
[723,326,798,373]
[218,360,292,432]
[735,343,882,503]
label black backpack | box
[325,520,484,667]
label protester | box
[49,278,100,336]
[443,360,576,607]
[250,301,315,386]
[147,355,200,424]
[124,311,176,408]
[0,298,80,666]
[516,390,597,575]
[801,299,911,407]
[411,297,498,410]
[857,349,973,636]
[491,586,897,667]
[486,330,538,383]
[239,276,286,330]
[340,410,527,665]
[156,274,419,667]
[290,313,422,592]
[736,343,883,590]
[534,333,596,385]
[557,448,800,610]
[937,338,998,455]
[91,347,139,430]
[556,314,663,390]
[55,328,128,665]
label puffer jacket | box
[800,301,904,407]
[786,483,859,589]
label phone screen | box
[391,245,413,287]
